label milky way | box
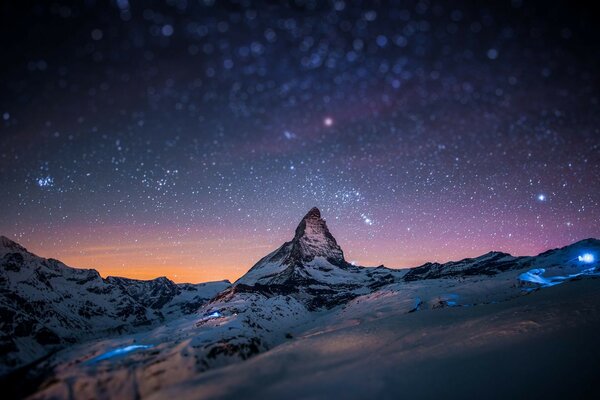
[0,0,598,282]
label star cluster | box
[0,0,598,282]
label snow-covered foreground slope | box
[159,279,600,400]
[1,208,599,399]
[20,246,600,399]
[0,236,230,375]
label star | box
[37,176,54,188]
[361,214,374,226]
[283,131,296,140]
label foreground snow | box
[159,279,600,400]
[22,246,600,399]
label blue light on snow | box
[519,269,562,288]
[519,267,600,289]
[87,344,154,364]
[408,297,422,313]
[443,293,459,307]
[578,253,595,263]
[414,297,421,309]
[197,310,223,324]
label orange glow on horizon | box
[33,237,275,284]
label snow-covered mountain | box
[235,207,401,309]
[237,207,350,285]
[1,209,600,399]
[0,236,230,374]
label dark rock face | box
[33,328,61,346]
[2,253,24,272]
[205,337,263,361]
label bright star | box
[283,131,296,140]
[578,253,595,263]
[537,194,546,201]
[323,117,333,127]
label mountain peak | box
[303,207,321,220]
[293,207,325,241]
[289,207,345,265]
[236,208,350,285]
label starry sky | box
[1,0,599,283]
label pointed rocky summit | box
[236,207,352,285]
[288,207,345,265]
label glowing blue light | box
[578,253,595,263]
[197,310,223,325]
[88,344,154,364]
[410,297,422,312]
[537,194,546,201]
[444,293,459,307]
[519,268,559,287]
[519,266,600,290]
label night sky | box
[1,0,598,283]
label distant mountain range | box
[1,209,599,399]
[0,235,229,374]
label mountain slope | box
[151,278,600,400]
[0,236,230,374]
